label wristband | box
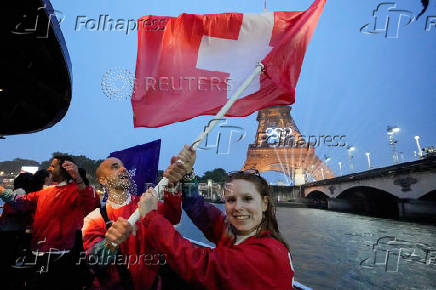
[182,170,196,182]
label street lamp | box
[321,155,330,180]
[387,125,400,163]
[365,152,371,169]
[347,145,355,173]
[414,136,423,158]
[338,162,342,176]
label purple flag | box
[110,139,161,196]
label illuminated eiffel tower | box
[242,105,335,185]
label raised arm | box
[157,190,182,225]
[0,185,39,212]
[62,162,99,214]
[73,185,100,215]
[141,210,293,290]
[107,188,293,289]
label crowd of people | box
[0,145,295,289]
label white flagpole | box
[116,63,264,246]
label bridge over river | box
[272,156,436,221]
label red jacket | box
[0,202,33,231]
[141,205,294,290]
[82,192,182,289]
[8,183,99,251]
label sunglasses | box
[225,169,268,196]
[228,168,261,177]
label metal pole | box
[414,136,423,158]
[387,126,400,164]
[347,150,354,172]
[365,152,371,169]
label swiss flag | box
[132,0,326,128]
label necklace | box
[107,189,130,207]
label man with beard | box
[0,155,99,289]
[81,145,195,289]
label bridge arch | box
[306,190,329,208]
[419,190,436,201]
[336,186,399,219]
[307,190,329,200]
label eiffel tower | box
[242,105,335,185]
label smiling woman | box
[122,169,296,289]
[224,179,267,238]
[224,170,291,249]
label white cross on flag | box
[132,0,326,128]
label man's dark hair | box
[53,155,75,182]
[30,169,50,192]
[13,173,33,192]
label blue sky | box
[1,0,435,183]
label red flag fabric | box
[132,0,326,128]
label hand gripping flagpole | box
[107,63,264,248]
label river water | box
[176,204,436,290]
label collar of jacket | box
[43,180,71,189]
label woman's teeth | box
[234,215,249,220]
